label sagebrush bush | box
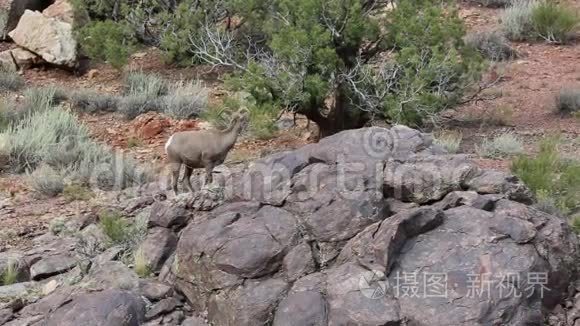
[556,88,580,114]
[0,98,16,131]
[124,71,168,97]
[572,214,580,234]
[477,132,524,158]
[465,31,517,61]
[70,90,119,113]
[502,0,579,43]
[531,2,579,43]
[63,183,93,202]
[118,94,162,119]
[434,131,463,153]
[27,164,65,197]
[502,0,539,41]
[4,105,149,189]
[512,137,580,215]
[77,20,136,69]
[162,80,208,119]
[20,86,68,117]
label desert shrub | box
[133,249,151,277]
[124,71,168,97]
[512,137,580,215]
[70,90,119,113]
[0,69,24,92]
[63,183,93,202]
[3,105,149,189]
[118,94,162,119]
[465,31,518,61]
[433,131,463,153]
[1,259,18,286]
[77,20,136,69]
[20,86,68,117]
[5,107,91,171]
[531,2,579,43]
[477,132,524,158]
[485,105,514,126]
[0,98,17,131]
[99,210,131,244]
[556,88,580,114]
[99,210,148,252]
[502,0,539,41]
[162,80,208,119]
[27,164,65,197]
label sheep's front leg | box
[204,164,214,185]
[183,165,194,193]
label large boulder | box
[8,10,77,67]
[43,289,146,326]
[171,126,579,326]
[0,0,46,39]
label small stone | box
[42,280,59,296]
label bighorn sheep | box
[165,109,248,194]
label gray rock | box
[383,154,479,204]
[138,227,177,272]
[149,201,190,230]
[283,242,315,281]
[44,289,146,326]
[0,308,12,325]
[83,261,140,291]
[0,282,35,301]
[29,254,77,280]
[181,316,209,326]
[273,291,327,326]
[466,170,533,204]
[207,278,288,326]
[92,245,124,266]
[145,297,182,320]
[140,280,173,301]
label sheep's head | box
[230,108,249,128]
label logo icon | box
[359,270,387,299]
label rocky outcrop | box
[8,9,76,67]
[167,126,579,325]
[2,126,579,326]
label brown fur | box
[165,110,247,194]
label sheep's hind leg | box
[169,163,181,195]
[184,165,194,193]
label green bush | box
[465,31,518,61]
[511,137,580,215]
[556,88,580,115]
[118,94,162,119]
[0,69,24,92]
[20,86,68,117]
[77,20,136,69]
[531,2,579,43]
[27,164,65,197]
[1,259,18,286]
[99,210,148,252]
